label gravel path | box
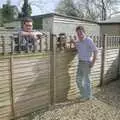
[39,79,120,120]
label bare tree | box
[56,0,120,21]
[55,0,84,17]
[99,0,120,20]
[82,0,120,20]
[75,0,101,20]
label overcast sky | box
[0,0,60,16]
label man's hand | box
[35,31,43,36]
[90,51,98,68]
[21,31,42,38]
[28,31,42,39]
[89,61,94,68]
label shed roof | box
[32,12,99,24]
[99,14,120,24]
[4,12,120,25]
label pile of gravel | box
[19,80,120,120]
[39,80,120,120]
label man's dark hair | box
[23,17,33,24]
[76,25,85,33]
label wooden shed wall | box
[43,17,53,33]
[100,24,120,36]
[53,16,100,36]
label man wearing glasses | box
[18,17,42,52]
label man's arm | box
[90,51,97,68]
[20,31,42,39]
[70,35,77,48]
[89,38,98,68]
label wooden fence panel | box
[12,54,50,117]
[0,31,16,54]
[90,49,102,87]
[0,31,50,54]
[53,35,120,102]
[0,57,12,120]
[55,51,79,101]
[54,50,102,102]
[103,49,119,83]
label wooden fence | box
[0,31,120,120]
[0,30,50,54]
[51,34,120,101]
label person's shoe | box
[89,97,98,100]
[74,97,81,102]
[79,98,89,102]
[74,97,91,103]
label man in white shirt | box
[72,25,98,101]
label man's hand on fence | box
[30,31,43,39]
[89,62,94,68]
[20,31,42,39]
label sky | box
[0,0,60,16]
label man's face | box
[76,30,85,40]
[23,21,33,32]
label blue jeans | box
[76,61,92,99]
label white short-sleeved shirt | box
[75,37,98,62]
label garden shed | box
[4,13,120,37]
[4,13,100,37]
[99,14,120,35]
[32,13,100,36]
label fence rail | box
[0,31,120,120]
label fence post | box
[1,35,5,55]
[10,36,14,54]
[50,33,57,105]
[118,38,120,78]
[100,34,106,86]
[9,55,15,119]
[18,34,21,53]
[45,34,48,51]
